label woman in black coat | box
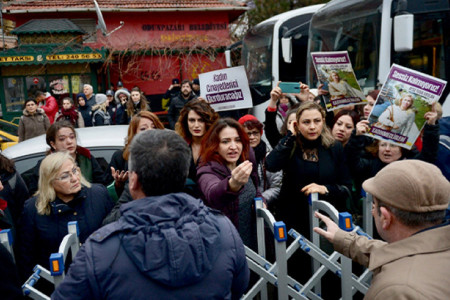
[266,101,352,233]
[265,101,352,291]
[17,152,113,281]
[0,154,29,239]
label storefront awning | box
[0,44,106,66]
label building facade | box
[1,0,246,121]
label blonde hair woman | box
[265,101,351,229]
[92,93,111,126]
[17,152,113,280]
[265,101,352,284]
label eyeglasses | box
[246,131,260,137]
[54,167,79,182]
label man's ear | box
[129,171,139,191]
[379,206,393,230]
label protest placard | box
[199,65,252,112]
[366,64,447,149]
[311,51,365,111]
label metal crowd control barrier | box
[361,190,373,238]
[307,193,372,299]
[22,221,80,300]
[244,195,373,299]
[243,197,313,300]
[0,228,15,261]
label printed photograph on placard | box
[311,51,365,111]
[366,64,447,149]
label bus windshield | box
[308,0,382,93]
[392,11,450,87]
[242,21,275,105]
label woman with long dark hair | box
[197,118,263,250]
[175,99,219,183]
[123,87,150,124]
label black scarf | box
[253,140,267,165]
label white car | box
[3,125,128,174]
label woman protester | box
[91,93,111,126]
[265,82,309,148]
[18,98,50,142]
[346,103,439,185]
[123,87,150,124]
[265,101,352,231]
[196,118,264,250]
[109,111,164,193]
[115,89,130,107]
[363,90,379,119]
[76,93,93,127]
[331,109,360,147]
[0,153,29,239]
[22,121,110,195]
[106,89,125,125]
[238,114,282,207]
[17,152,113,280]
[265,101,352,289]
[175,99,219,188]
[55,97,84,128]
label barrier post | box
[309,193,321,295]
[50,253,65,287]
[0,228,14,260]
[339,213,354,299]
[254,198,266,259]
[274,221,288,300]
[67,221,80,259]
[362,191,373,237]
[254,197,267,300]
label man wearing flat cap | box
[314,159,450,299]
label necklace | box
[302,148,319,162]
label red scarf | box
[56,107,78,125]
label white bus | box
[305,0,450,116]
[229,4,325,121]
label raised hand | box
[355,120,370,136]
[228,160,253,192]
[424,102,438,125]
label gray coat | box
[257,144,282,205]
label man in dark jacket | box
[52,130,249,300]
[167,79,197,129]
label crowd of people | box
[2,77,449,299]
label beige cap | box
[363,160,450,212]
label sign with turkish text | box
[0,55,34,63]
[366,64,447,149]
[311,51,365,111]
[199,65,252,112]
